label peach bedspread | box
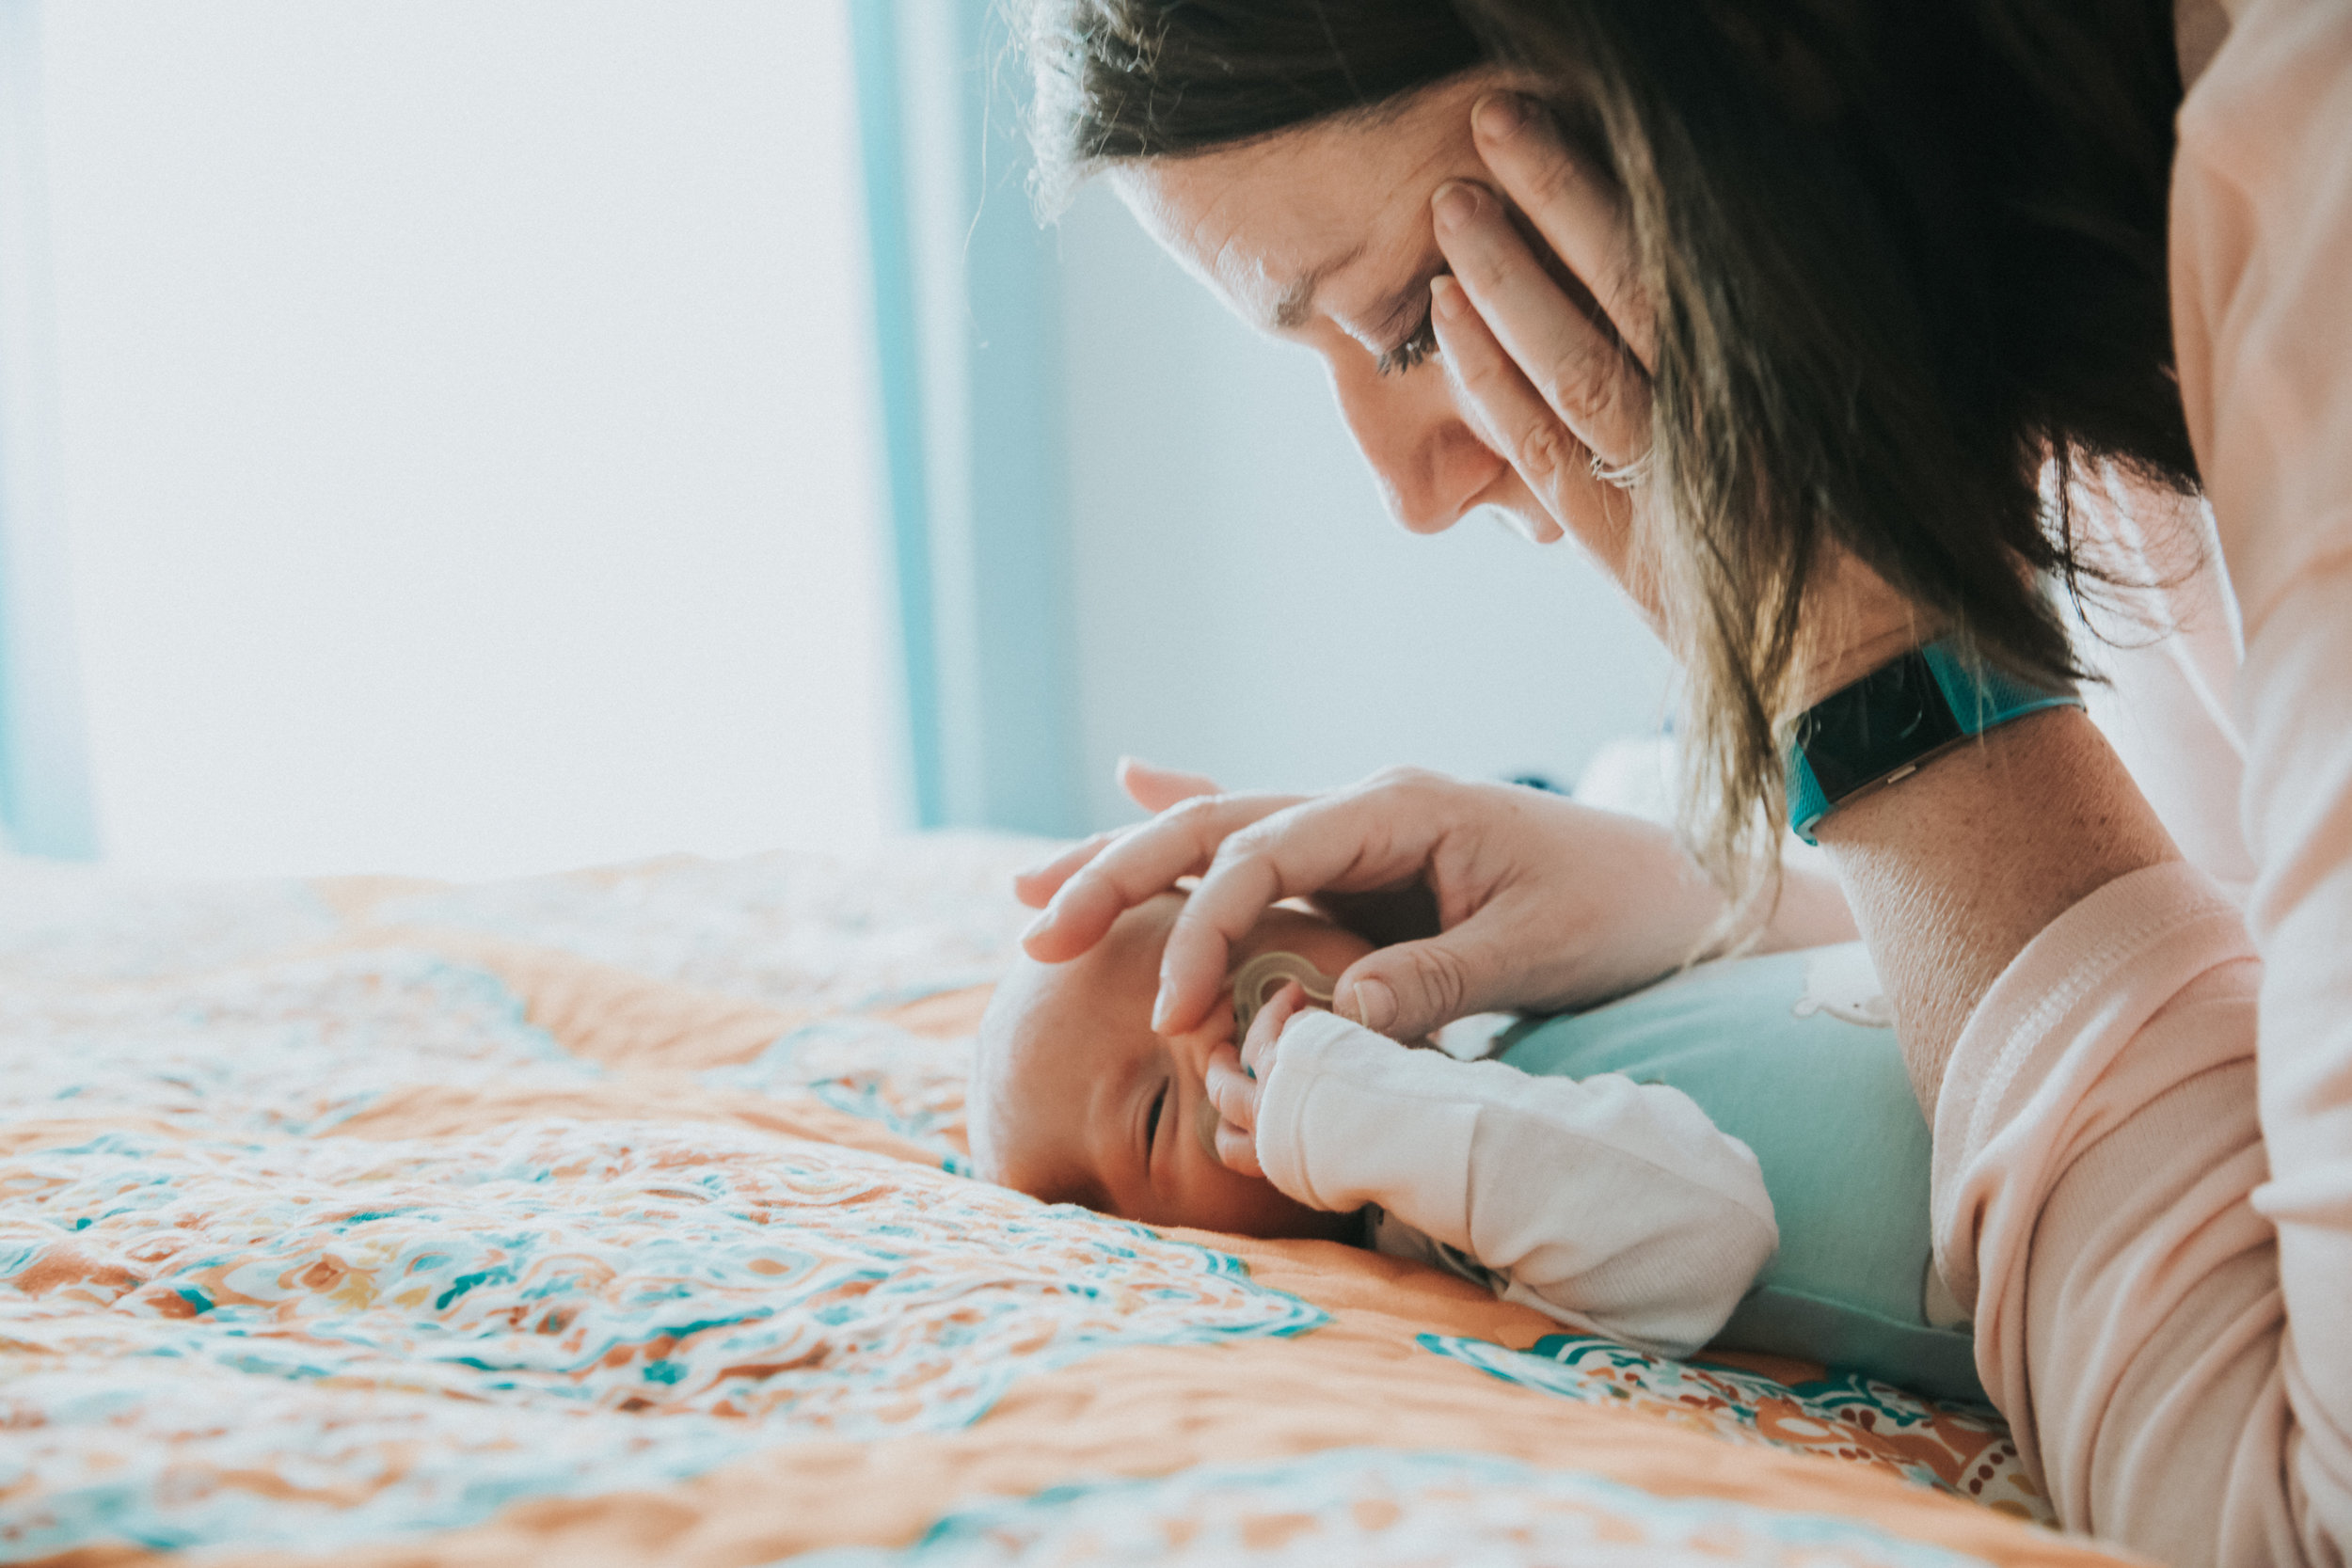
[1,837,2133,1566]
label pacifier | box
[1229,951,1339,1043]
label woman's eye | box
[1376,306,1439,377]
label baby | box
[968,892,1779,1361]
[971,893,1981,1398]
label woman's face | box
[1114,71,1563,545]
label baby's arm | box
[1254,1010,1778,1360]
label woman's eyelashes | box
[1375,303,1439,377]
[1372,264,1455,377]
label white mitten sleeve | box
[1255,1010,1778,1360]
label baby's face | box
[971,894,1372,1240]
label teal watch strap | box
[1786,638,2083,846]
[1786,752,1835,847]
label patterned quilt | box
[0,837,2137,1566]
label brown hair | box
[1019,0,2199,903]
[1024,1,1486,201]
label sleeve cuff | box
[1255,1011,1479,1218]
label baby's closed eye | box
[1147,1078,1172,1167]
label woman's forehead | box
[1112,76,1492,336]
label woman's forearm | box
[1813,706,2181,1117]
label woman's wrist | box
[1791,625,1931,714]
[1788,555,1936,714]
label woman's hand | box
[1435,91,1926,703]
[1013,757,1304,923]
[1430,92,1657,609]
[1020,764,1728,1044]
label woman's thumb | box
[1332,937,1489,1041]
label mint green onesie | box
[1496,942,1984,1404]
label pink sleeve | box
[2169,0,2352,637]
[1936,1,2352,1560]
[1930,864,2303,1561]
[2177,0,2352,1553]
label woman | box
[1011,2,2346,1564]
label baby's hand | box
[1203,979,1309,1178]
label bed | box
[1,835,2136,1566]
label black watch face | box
[1797,652,1963,801]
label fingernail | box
[1341,977,1396,1035]
[1475,92,1525,141]
[1431,275,1467,322]
[1151,983,1174,1034]
[1021,909,1052,942]
[1432,182,1479,233]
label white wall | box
[35,1,893,879]
[22,4,1672,875]
[1055,183,1673,831]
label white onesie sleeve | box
[1254,1010,1779,1360]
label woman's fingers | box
[1432,181,1650,472]
[1013,830,1121,911]
[1471,92,1653,372]
[1021,756,1251,907]
[1327,920,1520,1042]
[1020,790,1299,965]
[1430,274,1648,607]
[1155,771,1456,1034]
[1014,759,1228,909]
[1119,757,1225,815]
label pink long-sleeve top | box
[1935,1,2352,1562]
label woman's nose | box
[1328,362,1509,534]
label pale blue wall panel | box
[853,0,1080,837]
[0,0,98,857]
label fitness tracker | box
[1786,639,2083,845]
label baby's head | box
[971,894,1372,1240]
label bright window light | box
[34,0,895,879]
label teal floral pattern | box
[0,840,2072,1565]
[787,1449,2002,1567]
[4,1118,1321,1555]
[1422,1334,2046,1522]
[0,846,1322,1559]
